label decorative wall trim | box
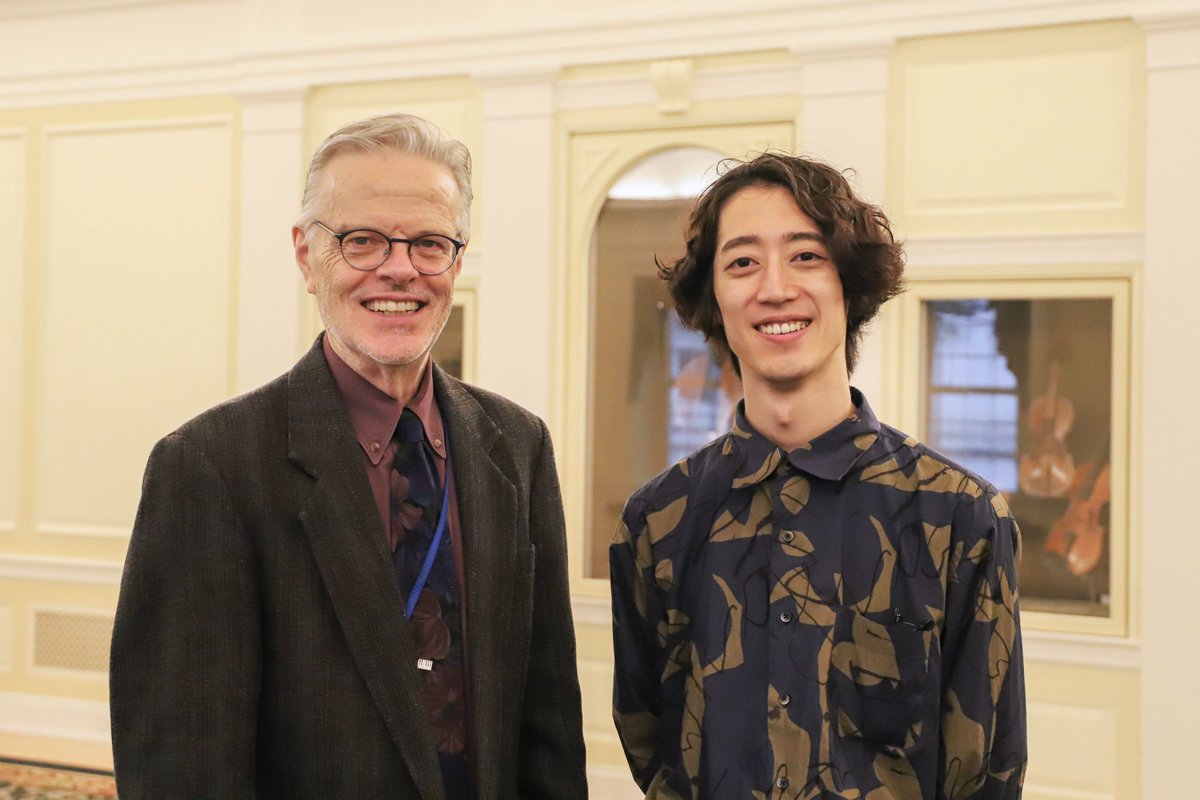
[1023,630,1142,671]
[572,594,613,628]
[0,691,110,744]
[904,231,1144,269]
[0,604,11,672]
[34,523,128,540]
[0,129,27,542]
[650,58,694,115]
[1139,12,1200,70]
[0,0,197,19]
[795,44,893,97]
[40,114,234,139]
[478,70,557,122]
[556,62,806,111]
[0,553,123,586]
[3,1,1175,111]
[237,89,307,135]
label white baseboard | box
[0,691,110,744]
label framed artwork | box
[433,279,477,383]
[894,277,1131,636]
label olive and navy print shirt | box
[611,390,1026,800]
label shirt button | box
[780,530,795,544]
[779,694,791,707]
[433,438,443,448]
[779,611,793,624]
[776,776,789,790]
[370,441,381,452]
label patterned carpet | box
[0,759,116,800]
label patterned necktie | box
[388,408,471,797]
[390,408,440,565]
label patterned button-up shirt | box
[611,390,1026,799]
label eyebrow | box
[718,231,826,254]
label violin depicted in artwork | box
[1018,362,1076,498]
[1044,458,1111,576]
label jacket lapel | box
[286,340,444,800]
[434,369,521,798]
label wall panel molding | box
[33,523,128,540]
[1026,700,1118,798]
[0,129,26,538]
[889,21,1145,237]
[904,231,1144,269]
[0,554,123,586]
[33,113,236,541]
[237,89,306,393]
[0,690,109,744]
[0,605,12,672]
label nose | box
[373,242,421,282]
[756,254,797,304]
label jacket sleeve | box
[110,432,260,799]
[609,503,666,791]
[517,420,589,798]
[938,492,1028,799]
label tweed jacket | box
[110,337,588,799]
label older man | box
[110,113,587,799]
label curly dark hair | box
[660,152,904,375]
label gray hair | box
[296,113,473,241]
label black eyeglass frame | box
[313,220,465,276]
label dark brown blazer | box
[110,337,588,799]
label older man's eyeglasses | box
[314,221,463,276]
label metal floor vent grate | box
[33,609,113,674]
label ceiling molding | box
[0,0,1192,108]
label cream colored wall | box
[1140,15,1200,797]
[885,21,1146,798]
[0,2,1195,798]
[0,96,240,769]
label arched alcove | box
[558,120,796,588]
[584,146,741,578]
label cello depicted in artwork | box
[1018,361,1076,498]
[1044,457,1111,577]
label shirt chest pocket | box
[828,608,937,749]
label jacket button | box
[780,530,795,544]
[779,694,791,707]
[779,611,793,624]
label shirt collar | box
[322,336,448,465]
[728,387,881,487]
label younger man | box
[611,153,1026,799]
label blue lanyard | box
[403,440,451,619]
